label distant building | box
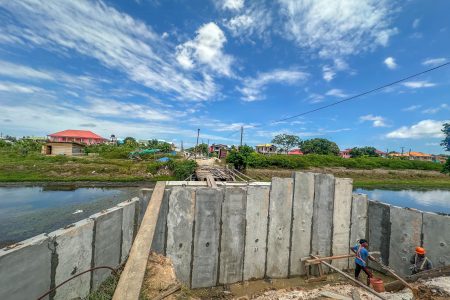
[256,144,277,155]
[432,155,448,164]
[340,149,352,159]
[48,130,107,145]
[41,142,85,156]
[375,150,387,157]
[389,151,433,162]
[288,149,303,155]
[209,144,228,154]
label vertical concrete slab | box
[219,187,246,284]
[367,201,391,269]
[389,206,422,276]
[350,194,368,246]
[243,186,270,280]
[49,219,94,300]
[331,178,352,270]
[0,234,51,300]
[117,198,138,263]
[166,187,196,286]
[138,188,153,226]
[290,172,315,276]
[151,189,170,254]
[311,174,335,261]
[422,212,450,268]
[266,177,293,278]
[191,188,223,288]
[90,206,123,290]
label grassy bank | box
[246,168,450,189]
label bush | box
[168,160,197,180]
[147,161,167,174]
[443,157,450,174]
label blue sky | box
[0,0,449,153]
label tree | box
[442,123,450,174]
[123,137,137,146]
[271,134,301,153]
[188,143,208,156]
[300,138,340,155]
[226,145,254,170]
[349,146,379,158]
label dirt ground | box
[141,251,179,300]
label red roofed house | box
[288,149,303,155]
[48,130,107,145]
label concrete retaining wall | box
[0,189,152,300]
[422,212,450,268]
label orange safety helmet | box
[415,246,426,255]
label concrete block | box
[350,194,368,246]
[311,174,335,261]
[389,206,422,276]
[191,188,223,288]
[90,206,123,290]
[367,201,391,269]
[266,177,293,278]
[331,178,352,270]
[151,189,170,254]
[166,187,196,286]
[290,172,315,276]
[422,212,450,268]
[48,219,94,300]
[0,234,51,300]
[117,198,138,263]
[243,186,270,280]
[219,187,246,284]
[138,188,153,226]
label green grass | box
[87,274,119,300]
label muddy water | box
[0,186,142,247]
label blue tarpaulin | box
[157,157,170,162]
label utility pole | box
[196,129,200,158]
[240,125,243,147]
[401,147,404,155]
[181,140,184,152]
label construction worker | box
[410,246,433,274]
[350,239,374,285]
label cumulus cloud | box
[326,89,348,98]
[386,120,448,139]
[221,0,245,11]
[384,57,397,69]
[176,22,233,77]
[278,0,398,59]
[238,69,309,101]
[0,0,216,101]
[401,81,436,88]
[422,57,447,67]
[359,114,388,127]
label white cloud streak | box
[386,120,448,139]
[401,81,436,88]
[325,89,348,98]
[422,58,447,67]
[422,104,450,114]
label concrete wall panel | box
[311,174,335,260]
[266,177,294,278]
[350,194,368,246]
[166,187,196,286]
[290,172,315,276]
[49,219,94,300]
[367,201,391,270]
[151,189,170,254]
[90,206,123,290]
[332,178,352,270]
[0,234,51,300]
[219,187,246,284]
[138,188,153,226]
[117,198,138,263]
[243,186,270,280]
[389,206,422,276]
[422,212,450,268]
[191,188,223,288]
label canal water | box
[0,186,140,247]
[356,188,450,215]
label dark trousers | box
[355,264,373,285]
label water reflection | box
[355,188,450,214]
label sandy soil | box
[141,251,179,300]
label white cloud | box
[412,18,420,29]
[224,7,272,40]
[322,59,349,81]
[386,120,448,139]
[279,0,398,59]
[422,104,450,114]
[401,81,436,88]
[326,89,348,98]
[0,81,43,94]
[402,105,421,112]
[359,114,388,127]
[422,58,447,67]
[0,0,216,101]
[176,22,233,77]
[384,57,397,69]
[221,0,244,11]
[238,69,309,101]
